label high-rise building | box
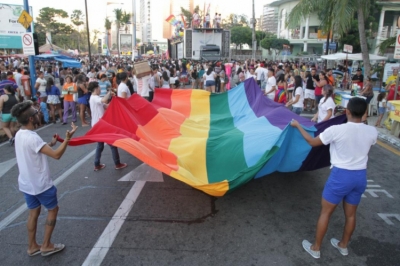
[140,0,153,43]
[262,4,278,34]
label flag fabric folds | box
[62,79,346,196]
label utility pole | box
[252,0,256,59]
[85,0,92,64]
[132,0,136,61]
[23,0,36,96]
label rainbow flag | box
[165,15,178,26]
[63,79,345,196]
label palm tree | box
[113,8,123,57]
[377,36,396,55]
[121,11,132,34]
[104,18,112,54]
[287,0,372,76]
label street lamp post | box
[132,0,136,61]
[84,0,91,63]
[252,0,256,59]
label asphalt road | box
[0,121,399,266]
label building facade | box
[140,0,153,43]
[375,1,400,55]
[262,4,278,34]
[270,0,328,56]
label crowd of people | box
[0,54,396,259]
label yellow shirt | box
[386,75,397,85]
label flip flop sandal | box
[41,243,65,257]
[28,249,41,257]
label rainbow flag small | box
[165,15,178,26]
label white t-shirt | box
[15,129,53,195]
[319,122,378,170]
[89,94,105,127]
[318,97,336,122]
[117,82,131,98]
[15,72,22,86]
[245,72,256,80]
[36,77,47,92]
[204,72,215,81]
[292,86,304,108]
[265,76,276,95]
[140,75,150,97]
[255,67,264,81]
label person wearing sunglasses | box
[10,101,78,257]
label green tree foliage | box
[70,10,84,27]
[260,37,290,55]
[377,36,396,55]
[121,11,132,33]
[230,26,252,50]
[35,7,75,49]
[222,14,248,29]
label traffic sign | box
[17,10,33,29]
[21,33,35,56]
[343,44,353,53]
[394,30,400,60]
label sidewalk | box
[367,115,400,149]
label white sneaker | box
[302,240,320,259]
[330,238,349,256]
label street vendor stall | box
[388,100,400,137]
[34,54,81,68]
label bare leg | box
[80,104,89,126]
[1,121,12,139]
[49,104,55,122]
[220,82,225,93]
[338,201,358,248]
[57,104,63,122]
[311,198,338,251]
[211,85,215,93]
[41,206,59,252]
[27,206,41,254]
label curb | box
[378,132,400,150]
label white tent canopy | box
[321,52,387,61]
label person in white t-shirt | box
[264,68,277,101]
[88,81,128,172]
[290,97,378,259]
[312,85,336,123]
[117,72,131,99]
[11,101,78,257]
[285,75,304,115]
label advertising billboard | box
[0,3,33,49]
[119,34,132,54]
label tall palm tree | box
[287,0,372,76]
[71,9,85,51]
[104,18,112,55]
[113,8,123,57]
[121,11,132,34]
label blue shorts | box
[322,167,367,205]
[378,107,386,115]
[23,186,58,210]
[1,113,17,122]
[205,80,215,87]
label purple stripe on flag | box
[243,78,315,130]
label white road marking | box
[0,158,17,179]
[364,189,394,198]
[82,181,146,266]
[377,213,400,225]
[366,185,381,188]
[118,163,164,182]
[83,164,164,266]
[0,149,95,231]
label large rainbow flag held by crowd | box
[64,79,346,196]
